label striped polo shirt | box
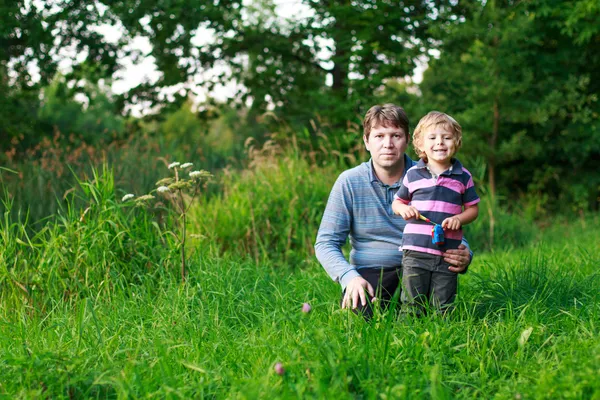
[315,156,416,288]
[395,158,479,256]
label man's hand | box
[342,276,375,309]
[443,244,471,273]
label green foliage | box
[0,0,122,146]
[160,101,205,145]
[38,75,126,143]
[416,0,600,212]
[100,0,457,124]
[191,139,339,266]
[2,0,599,214]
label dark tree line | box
[1,0,599,211]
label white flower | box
[157,186,170,193]
[122,194,135,202]
[189,170,202,178]
[180,162,193,169]
[168,162,180,169]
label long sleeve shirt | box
[315,156,416,289]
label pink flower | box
[274,362,285,376]
[302,303,312,313]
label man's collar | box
[368,154,415,185]
[416,158,463,175]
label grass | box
[1,161,599,398]
[1,232,598,398]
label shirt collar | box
[368,154,416,186]
[416,158,463,175]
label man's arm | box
[314,175,360,288]
[315,174,378,309]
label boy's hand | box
[442,216,462,230]
[392,201,420,220]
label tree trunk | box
[490,100,499,199]
[331,10,351,99]
[488,99,500,248]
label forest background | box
[2,0,599,224]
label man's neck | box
[373,157,405,185]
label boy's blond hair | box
[413,111,462,162]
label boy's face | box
[363,124,408,171]
[418,126,457,165]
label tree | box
[0,0,123,147]
[2,0,464,141]
[106,0,459,124]
[418,0,600,212]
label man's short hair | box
[413,111,462,161]
[363,104,410,141]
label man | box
[314,104,472,318]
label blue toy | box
[418,215,445,246]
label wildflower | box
[135,194,155,202]
[274,362,285,376]
[302,303,312,313]
[157,186,170,193]
[156,177,174,186]
[168,162,180,169]
[189,170,202,179]
[122,194,135,202]
[169,181,192,190]
[180,162,193,169]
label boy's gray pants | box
[401,249,458,313]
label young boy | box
[392,111,479,313]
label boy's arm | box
[393,175,419,220]
[392,199,420,220]
[442,204,479,230]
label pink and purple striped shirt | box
[395,158,480,256]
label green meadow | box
[1,144,598,399]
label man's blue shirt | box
[315,155,416,289]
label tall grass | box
[190,138,541,268]
[0,131,237,224]
[0,166,178,308]
[189,139,340,267]
[1,208,598,397]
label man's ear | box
[363,135,370,151]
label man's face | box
[363,124,408,171]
